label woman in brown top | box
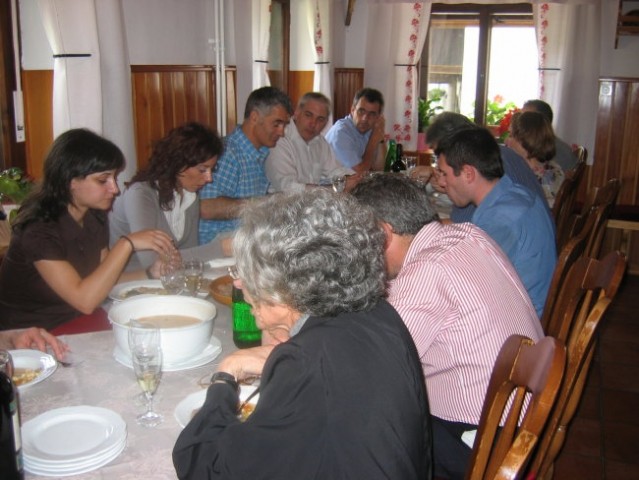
[0,129,176,331]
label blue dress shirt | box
[472,175,556,318]
[451,145,549,223]
[325,115,372,169]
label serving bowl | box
[109,295,216,365]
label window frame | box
[424,3,534,125]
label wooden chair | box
[528,252,627,479]
[540,223,590,331]
[552,158,586,251]
[572,145,588,163]
[465,335,566,480]
[562,178,621,258]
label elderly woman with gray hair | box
[173,188,432,480]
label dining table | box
[19,292,236,480]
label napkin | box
[206,257,236,269]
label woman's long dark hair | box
[128,122,223,210]
[13,129,125,231]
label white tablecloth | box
[20,298,235,480]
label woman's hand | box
[218,345,274,382]
[8,327,69,360]
[126,229,177,257]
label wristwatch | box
[210,371,240,394]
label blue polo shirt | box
[199,127,270,244]
[472,175,556,318]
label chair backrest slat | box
[465,335,566,480]
[528,252,627,479]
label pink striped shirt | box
[388,221,543,425]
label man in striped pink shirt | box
[352,174,543,480]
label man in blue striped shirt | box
[199,87,292,244]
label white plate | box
[9,349,58,391]
[174,385,259,428]
[113,335,222,372]
[22,406,126,463]
[109,279,166,302]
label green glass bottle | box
[384,139,397,172]
[232,286,262,348]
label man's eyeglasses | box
[355,108,379,119]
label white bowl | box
[109,295,216,365]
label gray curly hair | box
[232,189,386,316]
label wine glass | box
[331,175,346,193]
[183,259,204,296]
[403,156,417,175]
[128,322,163,427]
[160,256,185,294]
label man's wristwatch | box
[210,371,240,394]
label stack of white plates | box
[22,406,127,477]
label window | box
[420,3,537,126]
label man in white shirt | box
[265,92,354,193]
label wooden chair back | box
[528,252,627,479]
[563,178,621,258]
[572,145,588,163]
[553,158,586,251]
[540,224,590,331]
[465,335,566,480]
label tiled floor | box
[553,274,639,479]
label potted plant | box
[418,88,446,150]
[484,95,516,140]
[0,167,34,222]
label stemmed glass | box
[331,175,346,193]
[160,254,185,294]
[128,322,163,427]
[183,259,204,297]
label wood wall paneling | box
[287,70,314,108]
[589,78,639,273]
[131,65,236,169]
[333,68,364,120]
[22,70,53,179]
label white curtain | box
[37,0,137,179]
[38,0,102,136]
[252,0,271,89]
[533,1,600,163]
[305,0,332,101]
[364,2,431,150]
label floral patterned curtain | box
[534,1,600,161]
[306,0,332,107]
[252,0,271,89]
[364,2,431,150]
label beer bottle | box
[232,287,262,348]
[1,350,24,480]
[383,139,397,172]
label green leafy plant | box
[485,95,517,126]
[0,167,34,205]
[418,88,446,133]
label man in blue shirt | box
[199,87,292,244]
[325,88,387,173]
[435,127,556,318]
[423,112,550,223]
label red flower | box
[393,124,401,132]
[498,108,519,137]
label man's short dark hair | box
[425,112,475,147]
[352,87,384,111]
[523,99,554,124]
[436,127,504,181]
[244,86,293,119]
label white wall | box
[600,0,639,77]
[18,0,639,95]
